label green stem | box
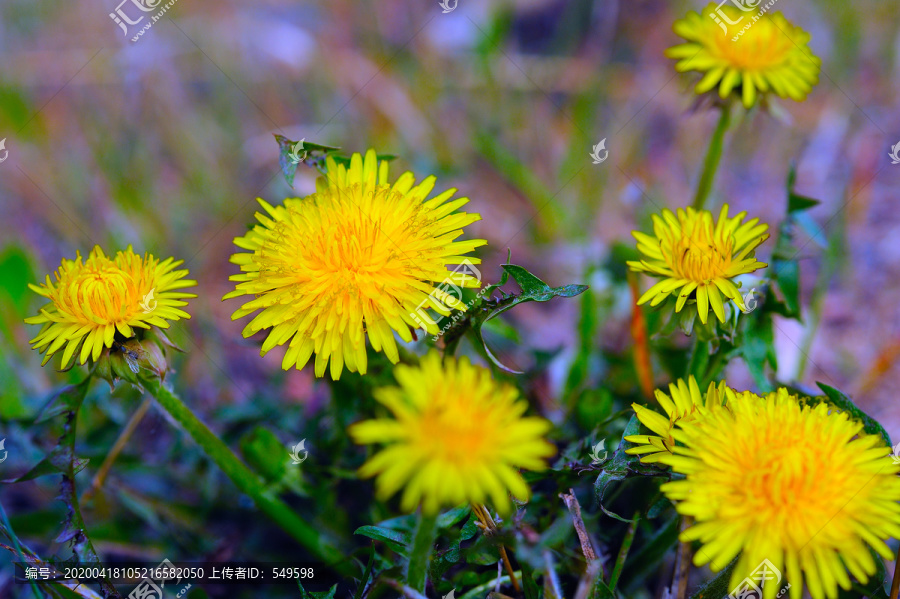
[692,102,732,211]
[144,378,348,573]
[608,513,639,590]
[703,348,728,387]
[407,510,438,593]
[685,336,708,380]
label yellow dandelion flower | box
[624,376,727,463]
[666,4,820,108]
[659,388,900,599]
[25,246,196,368]
[224,150,487,380]
[349,352,555,514]
[627,205,769,324]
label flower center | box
[416,401,492,466]
[721,407,859,546]
[711,17,794,70]
[61,260,147,323]
[663,219,733,282]
[262,184,440,303]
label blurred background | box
[2,0,900,596]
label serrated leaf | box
[814,384,891,447]
[449,262,588,373]
[35,381,93,424]
[499,265,587,300]
[3,457,60,483]
[430,510,478,581]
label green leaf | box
[3,457,60,483]
[445,262,588,373]
[840,546,888,598]
[688,557,738,599]
[354,525,413,555]
[0,245,34,313]
[786,165,821,214]
[788,192,820,213]
[430,511,479,582]
[772,258,800,318]
[620,516,680,584]
[353,545,376,599]
[594,415,669,521]
[738,312,776,392]
[298,581,338,599]
[436,505,472,529]
[328,153,397,168]
[38,377,119,595]
[646,494,672,519]
[521,561,541,599]
[36,381,92,423]
[765,165,822,323]
[273,135,341,188]
[499,265,588,301]
[590,577,616,599]
[813,384,891,447]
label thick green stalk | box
[692,102,732,211]
[144,378,348,572]
[406,511,438,593]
